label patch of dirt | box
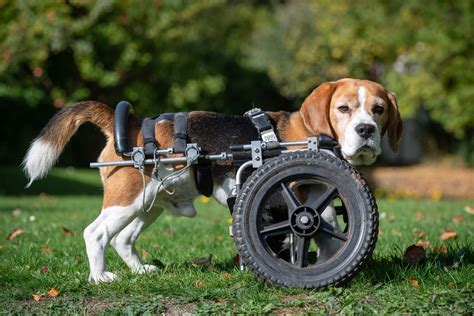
[274,306,311,315]
[82,299,117,314]
[360,165,474,199]
[163,301,196,315]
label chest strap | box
[244,108,280,149]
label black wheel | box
[232,151,378,288]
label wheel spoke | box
[259,220,291,237]
[280,182,302,211]
[319,220,348,241]
[296,236,310,268]
[313,186,338,213]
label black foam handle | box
[114,101,132,155]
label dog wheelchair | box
[90,101,379,289]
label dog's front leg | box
[110,208,163,274]
[83,204,140,284]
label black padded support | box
[114,101,132,155]
[142,118,157,155]
[194,158,213,197]
[174,112,188,153]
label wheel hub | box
[290,206,320,237]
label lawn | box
[0,167,472,314]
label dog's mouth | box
[343,143,380,166]
[356,144,375,153]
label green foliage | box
[0,0,281,116]
[248,0,473,139]
[0,0,471,164]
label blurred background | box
[0,0,472,198]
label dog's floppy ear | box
[300,82,337,138]
[385,91,403,153]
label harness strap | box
[142,118,158,155]
[173,112,188,153]
[244,108,280,149]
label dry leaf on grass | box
[412,228,425,239]
[141,248,149,259]
[61,226,74,236]
[415,213,424,222]
[222,272,232,279]
[464,205,474,214]
[434,244,448,255]
[194,280,206,287]
[6,228,23,240]
[404,245,426,264]
[32,294,44,301]
[440,230,457,241]
[11,208,22,217]
[47,288,59,297]
[451,215,465,224]
[408,279,419,288]
[40,267,49,273]
[416,239,431,249]
[41,247,53,254]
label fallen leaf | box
[215,235,223,241]
[440,230,457,241]
[11,208,22,217]
[233,254,241,267]
[47,288,59,297]
[378,228,382,236]
[222,272,232,279]
[434,244,448,255]
[416,239,431,249]
[61,226,74,236]
[141,248,149,259]
[38,192,48,200]
[194,280,206,287]
[40,267,49,273]
[41,247,53,254]
[6,228,24,240]
[415,213,424,222]
[404,245,426,264]
[32,294,44,301]
[408,279,419,288]
[464,205,474,214]
[387,214,396,222]
[451,215,465,224]
[412,228,425,239]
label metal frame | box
[90,137,320,194]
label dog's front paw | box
[88,271,118,284]
[133,264,158,275]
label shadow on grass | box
[0,167,102,196]
[360,244,473,284]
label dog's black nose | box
[355,124,375,139]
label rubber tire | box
[232,151,378,288]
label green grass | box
[0,167,473,314]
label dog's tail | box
[22,101,115,187]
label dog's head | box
[300,78,403,165]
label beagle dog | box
[23,78,402,283]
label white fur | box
[213,177,236,205]
[22,139,60,187]
[339,87,382,165]
[85,164,199,283]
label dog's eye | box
[338,106,350,113]
[373,106,384,114]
